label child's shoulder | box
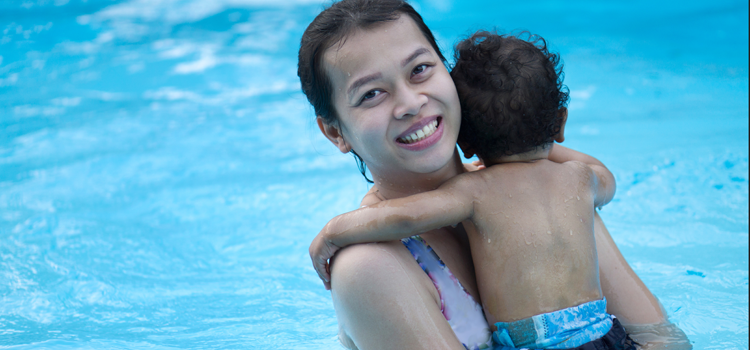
[555,160,598,188]
[558,159,589,171]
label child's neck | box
[483,145,551,167]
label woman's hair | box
[298,0,445,183]
[451,31,569,160]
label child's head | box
[450,31,569,160]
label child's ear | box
[457,140,476,159]
[554,108,568,143]
[317,116,351,153]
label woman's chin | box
[401,144,459,176]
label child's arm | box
[587,162,616,208]
[548,143,606,167]
[550,144,616,207]
[309,179,474,285]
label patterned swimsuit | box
[401,235,493,350]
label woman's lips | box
[395,116,444,151]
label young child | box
[310,31,634,350]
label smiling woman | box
[298,2,493,349]
[297,0,689,349]
[318,16,462,179]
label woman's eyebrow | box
[346,47,430,100]
[401,47,430,67]
[348,73,382,99]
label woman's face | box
[321,15,461,182]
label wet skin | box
[315,14,671,350]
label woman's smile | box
[395,116,444,151]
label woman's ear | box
[317,116,351,153]
[554,107,568,143]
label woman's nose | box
[393,86,428,120]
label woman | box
[298,1,668,349]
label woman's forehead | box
[322,16,434,89]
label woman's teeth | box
[399,120,439,144]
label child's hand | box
[464,160,485,172]
[309,225,342,290]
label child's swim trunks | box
[402,235,493,350]
[492,299,636,350]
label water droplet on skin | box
[577,195,580,200]
[488,238,491,243]
[570,229,573,235]
[547,231,551,235]
[508,194,512,198]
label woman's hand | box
[309,222,343,290]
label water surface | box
[0,0,747,348]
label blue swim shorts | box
[492,298,616,349]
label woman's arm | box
[593,212,666,324]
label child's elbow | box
[324,214,348,241]
[600,174,616,207]
[603,169,616,199]
[590,165,616,207]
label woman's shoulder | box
[330,241,466,349]
[330,241,431,293]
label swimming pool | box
[0,0,747,348]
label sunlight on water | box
[0,0,747,348]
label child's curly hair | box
[451,31,569,159]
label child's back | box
[460,158,603,324]
[447,32,620,348]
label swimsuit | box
[401,235,493,350]
[492,299,636,350]
[400,237,634,350]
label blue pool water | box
[0,0,747,349]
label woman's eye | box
[361,89,382,102]
[412,64,430,76]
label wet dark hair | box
[451,31,569,160]
[298,0,446,183]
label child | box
[310,31,634,350]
